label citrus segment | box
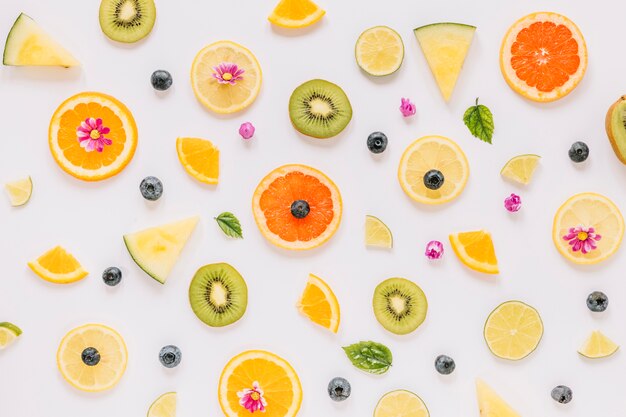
[191,41,262,114]
[0,322,22,349]
[578,330,619,358]
[500,12,587,102]
[252,164,342,250]
[449,230,498,274]
[268,0,325,28]
[484,301,543,360]
[398,136,469,205]
[500,154,540,185]
[4,176,32,206]
[355,26,404,76]
[365,215,393,248]
[57,323,127,392]
[176,137,219,184]
[374,390,429,417]
[49,92,137,181]
[27,245,88,284]
[148,392,177,417]
[552,193,624,265]
[218,350,302,417]
[296,273,340,333]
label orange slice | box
[500,12,587,102]
[191,41,262,114]
[176,137,219,184]
[449,230,498,274]
[268,0,325,29]
[218,350,302,417]
[296,273,340,333]
[252,164,342,250]
[28,245,88,284]
[48,92,137,181]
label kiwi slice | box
[373,278,427,335]
[99,0,156,43]
[289,79,352,139]
[189,263,248,328]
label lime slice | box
[365,215,393,248]
[148,392,176,417]
[578,331,619,359]
[374,390,429,417]
[355,26,404,76]
[0,322,22,349]
[500,154,540,185]
[484,301,543,360]
[5,176,32,206]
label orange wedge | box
[268,0,325,29]
[296,273,340,333]
[176,137,219,184]
[449,230,498,274]
[28,246,88,284]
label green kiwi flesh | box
[189,263,248,327]
[99,0,156,43]
[373,277,427,335]
[289,79,352,139]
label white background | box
[1,0,625,416]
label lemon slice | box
[374,390,430,417]
[355,26,404,76]
[484,301,543,360]
[553,193,624,265]
[148,392,177,417]
[28,246,88,284]
[449,230,498,274]
[578,330,619,359]
[365,215,393,248]
[4,176,32,206]
[398,135,469,205]
[500,154,540,185]
[0,322,22,349]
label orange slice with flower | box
[48,92,138,181]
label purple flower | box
[237,381,267,413]
[239,122,255,139]
[425,240,444,259]
[504,193,522,212]
[400,98,416,117]
[563,226,602,254]
[213,62,245,85]
[76,117,112,153]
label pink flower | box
[76,117,112,152]
[237,381,267,413]
[563,226,602,254]
[400,98,416,117]
[239,122,255,139]
[504,193,522,212]
[213,62,245,85]
[425,240,444,259]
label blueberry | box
[424,169,444,190]
[434,354,456,375]
[551,385,573,404]
[81,347,101,366]
[102,267,122,286]
[290,200,310,219]
[586,291,608,312]
[151,70,173,91]
[159,345,182,368]
[140,176,163,201]
[367,132,388,154]
[327,377,351,402]
[568,141,589,163]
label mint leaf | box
[463,98,494,144]
[214,212,243,239]
[342,341,392,374]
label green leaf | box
[463,98,494,144]
[342,341,393,374]
[214,212,243,239]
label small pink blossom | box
[239,122,255,139]
[237,381,267,413]
[76,117,112,153]
[213,62,245,85]
[504,193,522,212]
[425,240,444,260]
[563,226,602,254]
[399,98,416,117]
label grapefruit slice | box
[500,12,587,102]
[252,164,342,250]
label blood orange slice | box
[500,12,587,102]
[252,164,342,250]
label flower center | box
[577,231,588,241]
[250,392,260,401]
[222,73,233,81]
[90,129,101,140]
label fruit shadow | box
[1,66,82,82]
[558,247,621,275]
[294,121,353,147]
[359,68,401,86]
[270,21,325,37]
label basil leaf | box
[214,212,243,239]
[342,341,393,374]
[463,98,494,144]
